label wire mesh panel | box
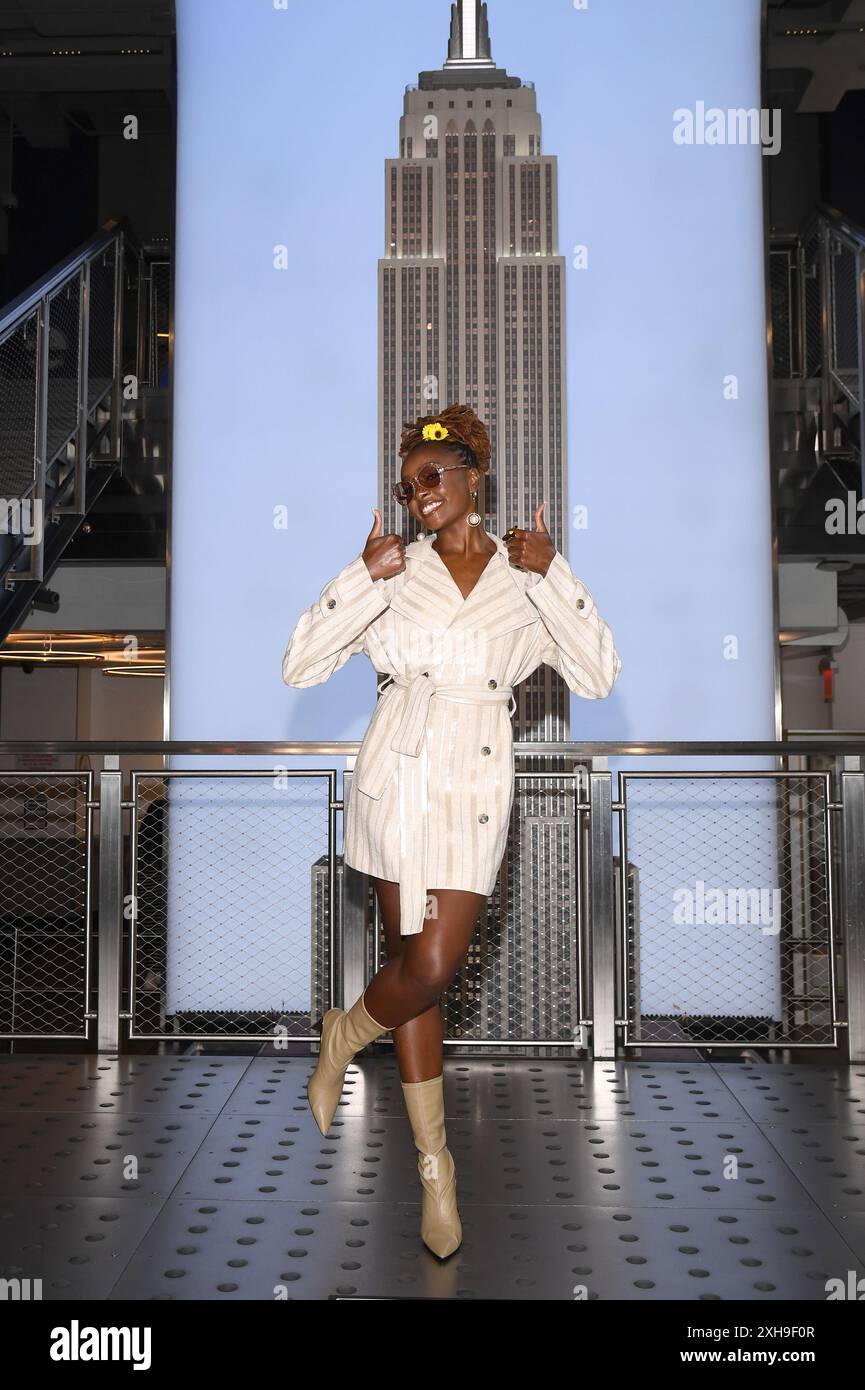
[0,309,39,502]
[769,244,797,379]
[45,275,82,465]
[429,768,583,1049]
[829,234,861,404]
[0,772,93,1038]
[309,853,345,1028]
[802,224,823,380]
[129,771,335,1041]
[86,243,118,412]
[619,772,837,1048]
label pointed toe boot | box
[401,1073,462,1259]
[307,992,389,1136]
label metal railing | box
[0,228,123,589]
[0,771,94,1039]
[0,738,862,1060]
[618,770,835,1048]
[0,221,170,639]
[770,204,865,492]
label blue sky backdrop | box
[167,0,777,1012]
[171,0,773,751]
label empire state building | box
[378,0,570,745]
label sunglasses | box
[392,461,471,506]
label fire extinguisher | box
[818,654,836,703]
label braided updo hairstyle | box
[398,402,491,477]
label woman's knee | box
[398,949,454,1000]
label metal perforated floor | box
[0,1055,863,1300]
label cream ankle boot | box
[401,1073,462,1259]
[307,991,390,1135]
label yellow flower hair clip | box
[421,422,449,441]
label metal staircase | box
[770,205,865,616]
[0,223,135,642]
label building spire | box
[445,0,495,67]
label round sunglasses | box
[392,461,471,507]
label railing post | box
[111,234,124,467]
[97,754,124,1052]
[27,292,50,584]
[589,765,617,1059]
[796,237,806,378]
[857,244,865,497]
[75,260,90,513]
[819,220,833,455]
[341,770,367,1011]
[843,764,865,1062]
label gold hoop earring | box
[467,489,482,527]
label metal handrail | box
[0,227,123,595]
[0,220,165,633]
[804,201,865,251]
[0,216,150,338]
[770,201,865,494]
[1,739,861,1058]
[1,738,864,756]
[0,227,119,339]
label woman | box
[282,402,621,1260]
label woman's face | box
[401,445,474,530]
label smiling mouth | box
[420,499,443,517]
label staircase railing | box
[770,203,865,495]
[0,219,170,638]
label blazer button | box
[326,598,337,609]
[487,678,497,688]
[478,813,489,823]
[576,598,585,610]
[481,745,491,755]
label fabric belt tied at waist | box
[384,671,516,756]
[371,672,515,938]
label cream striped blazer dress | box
[282,530,621,937]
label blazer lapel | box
[451,533,541,640]
[389,531,540,641]
[387,535,465,631]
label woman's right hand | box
[363,508,406,581]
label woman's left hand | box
[505,501,556,576]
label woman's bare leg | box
[365,878,485,1075]
[374,878,443,1083]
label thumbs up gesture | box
[362,508,406,582]
[504,501,556,576]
